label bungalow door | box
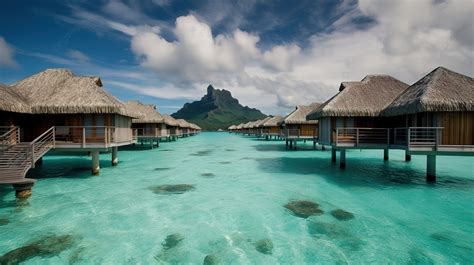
[84,115,105,143]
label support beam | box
[313,141,316,149]
[289,141,293,149]
[384,149,389,161]
[427,155,436,182]
[285,140,288,146]
[340,149,346,169]
[111,147,118,166]
[405,152,411,162]
[92,151,100,176]
[293,141,297,150]
[322,145,326,151]
[331,148,336,163]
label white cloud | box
[67,49,91,63]
[55,0,473,115]
[0,37,19,68]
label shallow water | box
[0,132,473,264]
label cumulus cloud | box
[0,37,19,68]
[58,0,473,114]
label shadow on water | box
[26,157,114,180]
[256,156,474,188]
[253,144,318,152]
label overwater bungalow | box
[162,115,180,140]
[228,125,236,132]
[188,123,201,135]
[261,115,284,140]
[125,100,168,148]
[0,68,135,197]
[282,103,321,150]
[254,117,272,137]
[176,119,192,137]
[382,67,474,181]
[306,74,409,166]
[248,120,263,136]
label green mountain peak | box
[172,85,266,130]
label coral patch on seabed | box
[149,184,195,194]
[203,254,220,265]
[0,218,9,226]
[201,173,216,178]
[284,200,323,218]
[330,209,355,221]
[0,234,76,265]
[254,239,273,255]
[154,167,173,171]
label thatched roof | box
[285,102,321,124]
[235,123,244,129]
[162,115,179,126]
[188,123,201,130]
[8,68,134,117]
[0,83,30,113]
[176,119,191,128]
[125,100,164,124]
[249,120,262,128]
[263,115,284,127]
[243,121,253,129]
[383,67,474,116]
[228,125,236,130]
[307,75,409,119]
[255,117,272,127]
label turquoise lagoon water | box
[0,132,473,264]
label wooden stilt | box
[92,151,100,175]
[405,151,411,162]
[427,155,436,182]
[340,149,346,169]
[384,149,389,161]
[111,147,118,166]
[331,148,336,163]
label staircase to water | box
[0,127,55,185]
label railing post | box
[435,128,440,151]
[336,128,339,146]
[407,128,411,149]
[356,128,359,147]
[83,127,86,148]
[17,127,20,144]
[387,128,390,146]
[31,144,35,168]
[53,127,56,148]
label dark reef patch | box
[0,234,76,265]
[162,233,185,250]
[254,239,273,255]
[154,167,173,171]
[330,209,354,221]
[284,200,323,218]
[203,254,220,265]
[200,173,216,178]
[149,184,195,194]
[191,150,213,156]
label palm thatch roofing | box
[307,75,409,119]
[125,100,164,124]
[188,123,201,130]
[255,116,272,127]
[235,123,244,129]
[162,115,179,127]
[284,102,321,124]
[263,115,284,127]
[7,68,134,117]
[176,119,192,128]
[249,120,262,128]
[243,121,253,129]
[0,83,30,113]
[383,67,474,116]
[228,125,236,130]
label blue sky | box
[0,0,472,114]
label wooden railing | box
[0,126,20,147]
[54,126,132,148]
[394,127,444,148]
[133,128,170,138]
[282,129,317,138]
[335,128,390,147]
[29,127,55,168]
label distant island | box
[172,85,267,130]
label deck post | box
[13,183,34,199]
[285,140,288,147]
[322,145,326,151]
[313,140,316,149]
[92,151,100,175]
[331,148,336,163]
[427,155,436,182]
[111,147,118,166]
[405,151,411,162]
[289,140,293,149]
[340,149,346,169]
[383,149,389,161]
[293,141,297,150]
